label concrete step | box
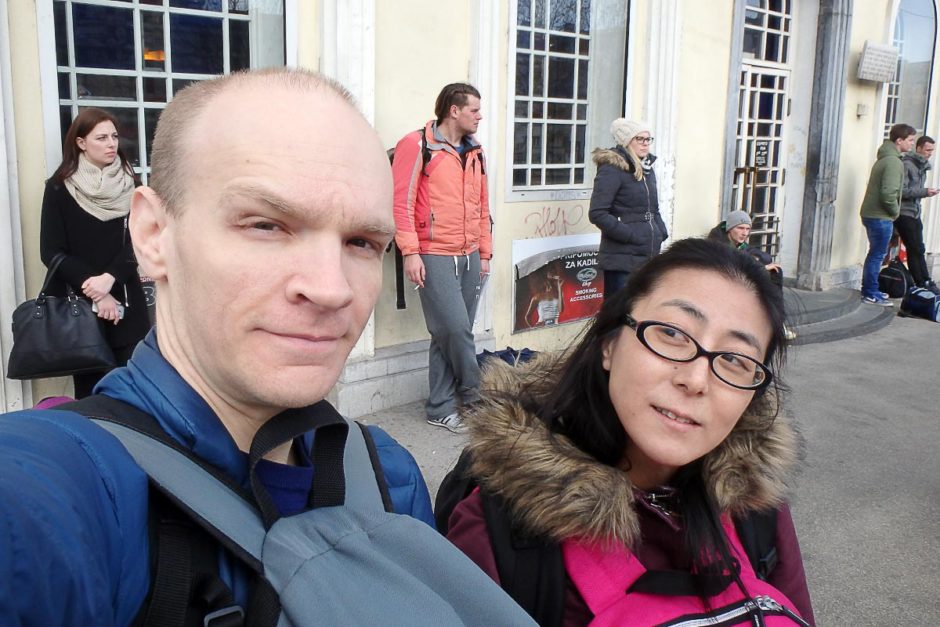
[785,287,897,345]
[784,287,859,326]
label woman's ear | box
[75,136,86,152]
[130,186,170,281]
[601,336,615,372]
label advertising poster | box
[512,234,604,333]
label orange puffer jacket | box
[392,121,492,259]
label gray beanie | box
[611,118,651,148]
[724,210,752,230]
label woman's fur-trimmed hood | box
[592,146,656,173]
[463,357,799,548]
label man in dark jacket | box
[0,69,438,626]
[859,123,917,306]
[898,135,939,293]
[707,210,796,341]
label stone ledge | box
[330,333,496,419]
[796,265,861,291]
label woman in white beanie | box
[588,118,668,299]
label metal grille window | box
[731,0,793,259]
[52,0,284,181]
[742,0,791,64]
[509,0,627,195]
[883,0,936,137]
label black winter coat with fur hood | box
[588,147,668,273]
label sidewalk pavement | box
[360,314,940,626]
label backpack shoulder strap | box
[93,417,269,565]
[734,508,779,582]
[355,422,394,513]
[433,447,477,533]
[481,491,566,627]
[434,447,564,625]
[419,127,431,176]
[66,395,264,627]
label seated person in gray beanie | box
[708,210,796,340]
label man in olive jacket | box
[858,123,916,306]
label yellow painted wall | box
[830,1,898,271]
[8,2,75,398]
[296,0,319,70]
[671,1,735,240]
[371,0,476,350]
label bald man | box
[0,69,528,626]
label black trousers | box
[894,215,931,286]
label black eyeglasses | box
[633,136,654,145]
[623,315,772,391]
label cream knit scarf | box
[64,153,135,221]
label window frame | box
[504,0,624,203]
[881,0,937,137]
[37,0,296,181]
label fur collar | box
[464,357,799,547]
[591,147,656,173]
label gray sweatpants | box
[418,252,482,420]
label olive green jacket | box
[860,140,904,220]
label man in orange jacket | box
[392,83,492,433]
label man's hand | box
[927,188,939,197]
[404,254,425,288]
[82,273,115,302]
[480,258,490,279]
[94,294,121,325]
[765,263,781,273]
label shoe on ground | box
[862,295,894,307]
[783,324,797,341]
[880,291,891,299]
[427,412,466,434]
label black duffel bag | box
[878,259,914,299]
[7,253,115,380]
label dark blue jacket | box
[0,331,434,626]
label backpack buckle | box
[204,606,244,627]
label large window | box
[883,0,936,136]
[52,0,285,180]
[509,0,627,196]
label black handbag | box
[6,253,116,380]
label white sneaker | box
[427,412,466,434]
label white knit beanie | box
[611,118,651,148]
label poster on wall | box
[512,233,604,333]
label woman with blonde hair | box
[40,107,150,397]
[588,119,668,300]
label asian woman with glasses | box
[588,118,669,300]
[444,238,815,626]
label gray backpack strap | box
[341,418,385,515]
[92,419,266,562]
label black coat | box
[39,179,150,349]
[588,147,668,272]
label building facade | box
[2,0,937,414]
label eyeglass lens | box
[641,324,765,388]
[634,136,654,144]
